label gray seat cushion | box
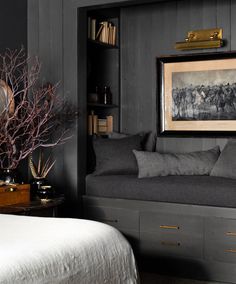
[86,174,236,208]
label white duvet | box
[0,214,138,284]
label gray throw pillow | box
[93,135,142,175]
[133,146,220,178]
[108,131,156,152]
[211,140,236,179]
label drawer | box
[140,211,203,237]
[205,238,236,263]
[205,217,236,263]
[84,205,139,231]
[205,217,236,239]
[140,231,203,259]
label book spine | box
[108,23,112,45]
[104,22,108,43]
[112,26,116,45]
[98,119,107,125]
[98,118,107,133]
[88,115,93,135]
[107,116,113,133]
[99,22,105,42]
[93,115,98,134]
[91,19,96,40]
[96,23,104,40]
[88,17,91,39]
[99,21,109,43]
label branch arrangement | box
[0,48,77,169]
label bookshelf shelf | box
[87,103,118,108]
[88,39,118,49]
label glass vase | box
[30,178,54,201]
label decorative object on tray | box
[88,86,99,104]
[0,48,77,184]
[157,52,236,136]
[29,150,55,201]
[0,169,22,185]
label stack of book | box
[88,18,117,46]
[88,112,113,135]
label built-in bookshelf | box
[87,8,120,136]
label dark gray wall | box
[0,0,27,52]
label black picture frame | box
[157,52,236,137]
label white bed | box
[0,214,139,284]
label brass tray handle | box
[4,187,17,192]
[161,241,180,247]
[160,225,180,230]
[226,232,236,236]
[225,249,236,253]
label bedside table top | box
[0,196,65,214]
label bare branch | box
[0,48,78,169]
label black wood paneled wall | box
[121,0,235,152]
[1,0,28,180]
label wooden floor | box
[140,273,227,284]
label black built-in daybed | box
[83,133,236,283]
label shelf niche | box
[87,7,120,134]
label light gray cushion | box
[211,140,236,179]
[133,146,220,178]
[93,134,142,175]
[108,131,156,152]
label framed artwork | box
[157,52,236,136]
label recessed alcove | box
[28,0,234,214]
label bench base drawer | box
[140,232,203,259]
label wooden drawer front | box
[205,217,236,263]
[140,232,203,259]
[85,206,139,231]
[140,212,203,237]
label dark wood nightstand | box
[0,196,65,217]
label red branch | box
[0,48,76,169]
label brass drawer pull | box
[225,249,236,253]
[99,219,118,223]
[161,241,180,247]
[160,225,180,230]
[226,232,236,236]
